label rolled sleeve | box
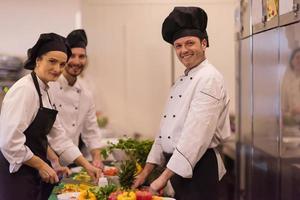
[58,145,82,165]
[167,148,193,178]
[5,146,34,173]
[146,138,165,166]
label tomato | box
[104,166,118,176]
[135,191,152,200]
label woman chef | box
[0,33,100,200]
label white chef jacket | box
[147,59,231,180]
[49,75,102,151]
[0,74,82,173]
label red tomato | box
[104,167,118,176]
[135,190,152,200]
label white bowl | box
[70,166,83,173]
[57,192,80,200]
[111,149,130,161]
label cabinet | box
[238,1,300,199]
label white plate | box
[70,166,83,173]
[163,198,176,200]
[57,192,80,200]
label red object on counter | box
[136,190,152,200]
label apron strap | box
[31,71,43,108]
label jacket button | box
[164,115,167,118]
[168,136,171,139]
[159,136,162,138]
[72,123,75,127]
[60,87,63,90]
[173,115,176,118]
[179,95,182,98]
[77,90,80,93]
[59,104,62,107]
[170,96,173,99]
[75,107,78,110]
[180,78,183,81]
[190,77,193,80]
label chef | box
[49,29,103,168]
[0,33,100,200]
[133,7,231,200]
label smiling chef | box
[133,7,231,200]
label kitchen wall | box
[0,0,81,57]
[81,0,237,138]
[0,0,237,138]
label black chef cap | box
[162,7,209,47]
[24,33,71,70]
[66,29,88,48]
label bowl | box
[57,192,79,200]
[111,149,130,161]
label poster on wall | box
[266,0,279,21]
[279,0,294,15]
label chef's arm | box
[132,163,156,188]
[47,146,71,177]
[47,146,59,166]
[140,163,156,177]
[90,148,104,169]
[150,168,175,192]
[24,155,59,184]
[160,168,175,180]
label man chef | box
[49,29,103,168]
[133,7,231,200]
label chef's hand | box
[38,163,59,184]
[150,168,175,194]
[24,155,59,184]
[132,163,156,189]
[74,155,101,183]
[52,163,72,179]
[92,159,104,171]
[132,172,147,189]
[47,146,71,178]
[91,149,104,170]
[149,176,168,194]
[85,164,101,183]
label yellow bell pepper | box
[135,162,142,175]
[78,190,96,200]
[117,191,136,200]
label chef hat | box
[162,6,209,47]
[66,29,88,49]
[24,33,71,70]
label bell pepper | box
[117,191,136,200]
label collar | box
[60,74,81,92]
[184,59,208,76]
[35,75,49,91]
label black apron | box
[164,148,219,200]
[0,72,58,200]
